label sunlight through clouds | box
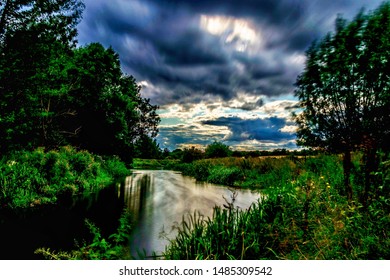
[200,15,262,53]
[77,0,384,151]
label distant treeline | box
[157,141,320,163]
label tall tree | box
[0,0,84,49]
[0,1,160,162]
[294,2,390,202]
[67,43,160,162]
[0,0,84,152]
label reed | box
[164,154,390,260]
[0,146,130,208]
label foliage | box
[132,158,179,170]
[35,209,133,260]
[181,146,204,163]
[164,155,389,260]
[294,2,390,201]
[0,2,160,162]
[0,0,84,49]
[0,147,130,209]
[207,165,243,186]
[205,141,232,158]
[133,135,162,159]
[172,156,299,188]
[0,0,84,151]
[295,3,390,152]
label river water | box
[126,170,260,257]
[0,170,260,259]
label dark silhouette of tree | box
[181,147,204,163]
[294,2,390,202]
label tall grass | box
[0,146,130,208]
[164,154,390,260]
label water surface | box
[126,170,260,257]
[0,170,260,259]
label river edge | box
[0,169,261,260]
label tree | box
[134,135,162,159]
[181,147,204,163]
[0,0,84,49]
[66,43,160,162]
[205,141,232,158]
[0,2,160,163]
[0,0,84,152]
[294,2,390,202]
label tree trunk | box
[363,146,378,208]
[343,150,353,202]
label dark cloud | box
[78,0,382,107]
[239,99,265,111]
[153,0,305,27]
[77,0,384,150]
[203,117,295,142]
[157,125,226,150]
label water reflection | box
[124,170,260,257]
[0,170,260,259]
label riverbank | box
[5,152,388,260]
[162,154,390,259]
[134,155,326,189]
[0,146,130,209]
[132,154,389,259]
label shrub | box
[181,147,204,163]
[0,147,130,208]
[205,141,232,158]
[35,210,133,260]
[207,165,243,186]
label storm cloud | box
[203,116,295,142]
[77,0,383,150]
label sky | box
[77,0,384,151]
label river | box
[0,170,260,259]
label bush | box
[205,141,232,158]
[164,153,389,259]
[207,166,243,186]
[181,147,204,163]
[35,210,133,260]
[0,147,130,208]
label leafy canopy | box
[0,0,160,162]
[294,2,390,153]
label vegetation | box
[164,154,390,260]
[205,141,232,158]
[0,0,160,162]
[0,146,130,209]
[295,2,390,202]
[171,156,297,188]
[132,158,179,170]
[0,0,159,208]
[1,0,389,261]
[35,209,133,260]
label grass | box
[132,158,179,170]
[163,153,390,260]
[6,149,388,259]
[0,146,130,209]
[40,152,387,260]
[35,209,133,260]
[171,156,300,188]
